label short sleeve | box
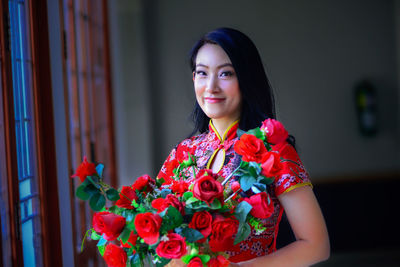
[157,146,178,185]
[272,142,312,196]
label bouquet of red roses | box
[71,119,291,267]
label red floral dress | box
[157,120,312,263]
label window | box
[0,0,62,266]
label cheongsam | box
[157,120,312,262]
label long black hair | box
[189,28,296,147]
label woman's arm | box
[235,186,330,267]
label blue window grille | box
[8,0,43,266]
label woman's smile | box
[204,97,225,103]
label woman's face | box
[193,44,241,123]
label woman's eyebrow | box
[195,63,233,68]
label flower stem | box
[221,165,241,186]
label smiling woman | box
[158,28,330,267]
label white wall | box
[108,0,154,185]
[110,0,399,181]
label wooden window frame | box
[0,0,63,266]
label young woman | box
[158,28,330,267]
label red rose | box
[71,156,97,182]
[134,212,162,245]
[188,257,203,267]
[171,180,190,197]
[234,134,267,163]
[244,192,274,219]
[160,158,180,185]
[103,243,127,267]
[115,186,138,209]
[193,170,223,204]
[155,233,187,259]
[207,255,230,267]
[260,118,288,145]
[120,231,138,248]
[151,194,185,215]
[132,174,155,192]
[92,211,126,241]
[261,151,283,178]
[188,211,213,243]
[209,216,239,252]
[231,181,241,192]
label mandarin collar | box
[208,120,240,144]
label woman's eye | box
[220,71,234,77]
[195,70,207,76]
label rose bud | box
[151,194,185,215]
[207,255,230,267]
[92,211,126,241]
[188,257,203,267]
[71,156,97,182]
[132,174,155,193]
[115,186,138,209]
[260,118,289,145]
[261,151,283,178]
[244,192,274,219]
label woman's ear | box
[192,71,196,81]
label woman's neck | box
[211,118,239,139]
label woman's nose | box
[205,75,219,93]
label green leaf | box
[234,222,251,245]
[249,162,262,175]
[240,175,256,191]
[91,231,101,240]
[119,227,132,243]
[97,235,107,246]
[83,183,100,195]
[106,188,120,201]
[175,227,204,243]
[161,206,183,232]
[186,197,200,205]
[258,176,274,185]
[98,244,106,256]
[183,191,193,201]
[236,128,246,138]
[76,183,90,200]
[198,254,211,264]
[209,198,222,210]
[234,201,253,223]
[239,160,249,169]
[156,177,165,187]
[96,164,104,178]
[251,182,266,194]
[247,127,265,140]
[89,193,106,211]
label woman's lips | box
[204,97,224,103]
